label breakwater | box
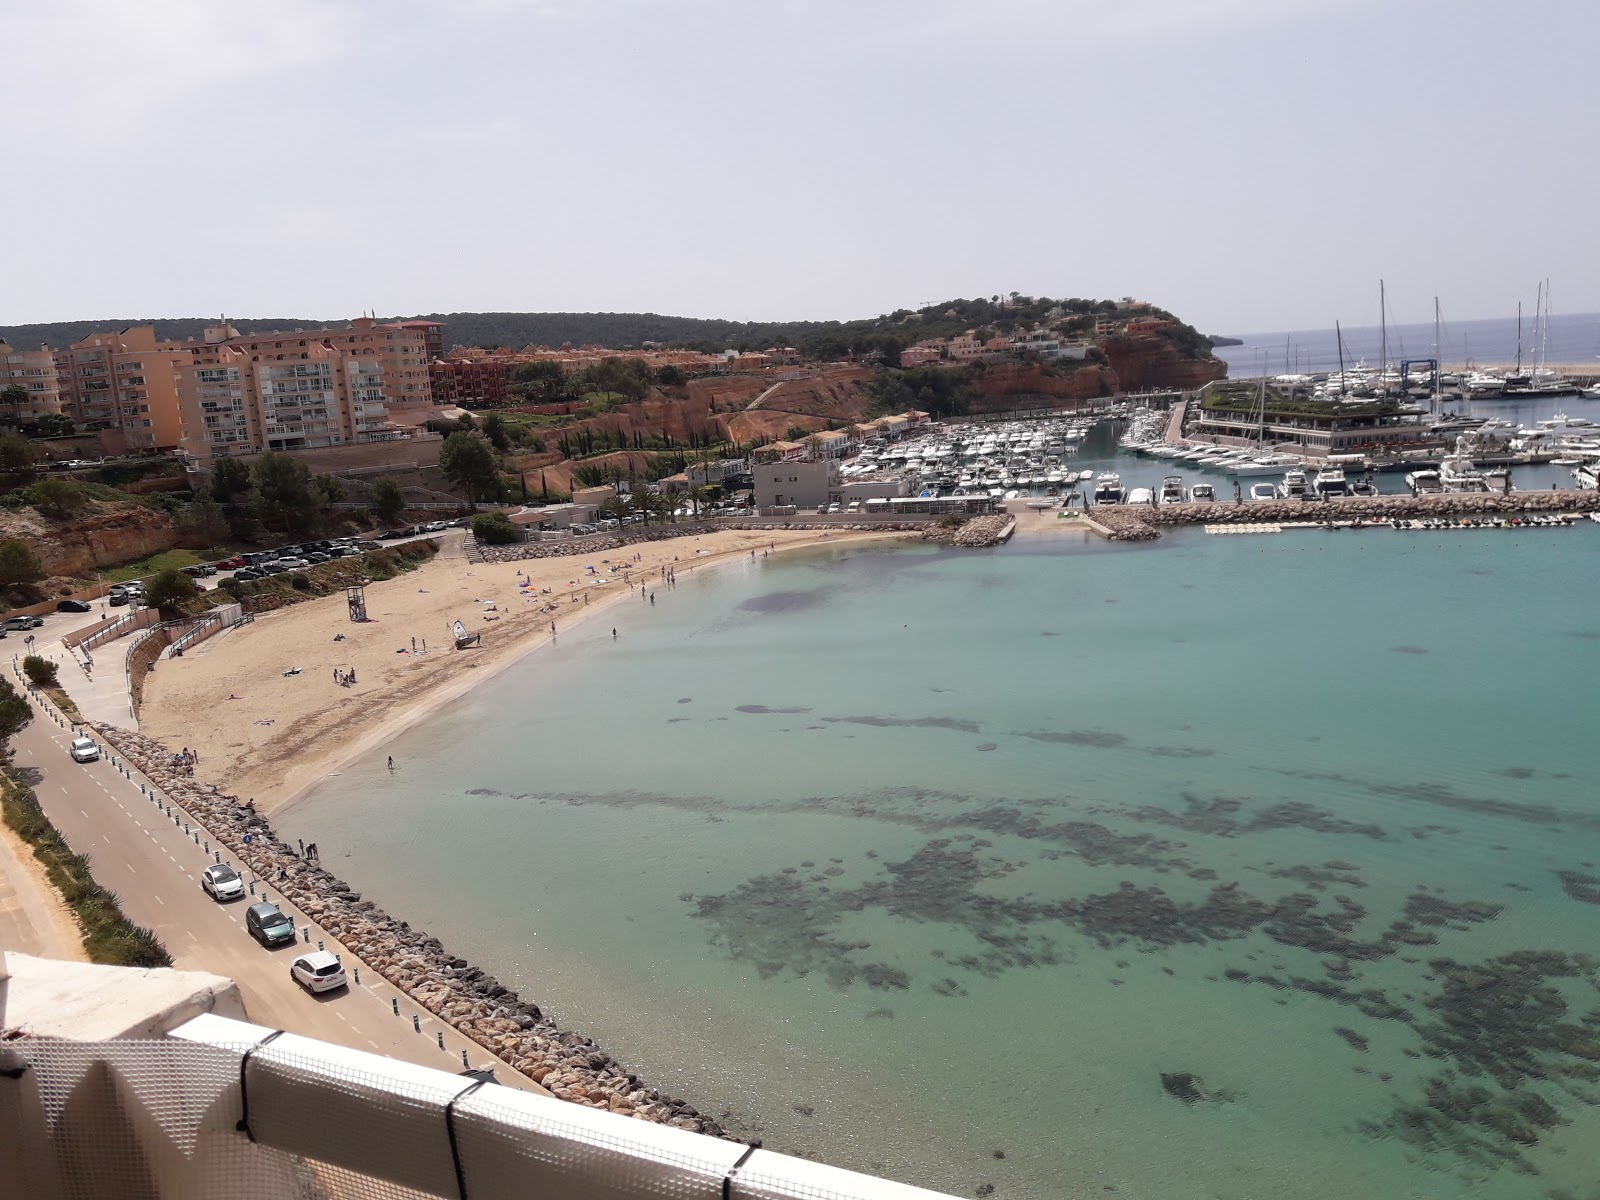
[91,725,731,1138]
[1087,489,1599,540]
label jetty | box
[1086,490,1600,541]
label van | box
[845,501,862,513]
[245,902,297,947]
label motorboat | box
[1574,461,1600,490]
[1230,454,1301,477]
[1405,468,1444,494]
[1313,465,1350,497]
[1092,473,1126,504]
[1439,437,1490,492]
[1247,483,1278,501]
[1188,483,1217,502]
[1276,469,1311,500]
[1125,487,1154,506]
[1158,475,1185,505]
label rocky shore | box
[921,515,1015,547]
[91,724,731,1139]
[475,520,931,564]
[1088,489,1598,541]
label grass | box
[0,767,172,967]
[96,549,205,584]
[43,686,83,723]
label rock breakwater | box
[92,724,731,1139]
[1089,490,1598,540]
[921,516,1014,547]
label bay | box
[290,519,1600,1199]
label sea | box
[1213,311,1600,378]
[287,407,1600,1200]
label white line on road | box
[153,894,165,906]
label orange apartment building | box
[428,358,510,407]
[0,341,66,422]
[41,318,440,458]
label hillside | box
[2,295,1218,361]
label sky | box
[4,0,1597,336]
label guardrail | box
[72,607,160,652]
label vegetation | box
[212,539,438,613]
[144,568,199,614]
[0,766,172,967]
[470,511,521,544]
[1201,384,1399,422]
[0,540,45,586]
[370,476,406,524]
[99,548,203,584]
[22,656,58,688]
[438,431,503,506]
[0,431,41,473]
[31,477,89,518]
[866,365,974,419]
[0,675,32,744]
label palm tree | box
[687,484,712,520]
[599,495,630,528]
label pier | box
[1080,489,1600,540]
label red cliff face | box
[967,361,1118,411]
[1101,334,1228,391]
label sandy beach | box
[139,526,911,813]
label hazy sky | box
[4,0,1595,335]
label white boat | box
[1247,483,1278,501]
[1439,437,1490,493]
[1313,465,1350,497]
[1158,475,1185,505]
[1125,487,1154,506]
[1092,473,1125,504]
[1230,454,1301,477]
[1276,469,1311,500]
[1405,468,1444,494]
[1188,483,1217,502]
[1574,461,1600,489]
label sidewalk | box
[19,611,140,728]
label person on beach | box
[612,628,617,639]
[387,756,394,770]
[299,838,305,856]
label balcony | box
[1,956,952,1200]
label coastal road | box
[9,692,540,1090]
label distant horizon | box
[7,302,1598,349]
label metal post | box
[412,1014,421,1033]
[392,997,399,1016]
[461,1050,470,1070]
[317,940,324,952]
[303,926,311,943]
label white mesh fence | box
[4,1033,948,1200]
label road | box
[9,686,538,1089]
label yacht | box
[1405,468,1444,494]
[1573,460,1600,490]
[1230,454,1301,477]
[1248,483,1278,501]
[1188,483,1217,502]
[1313,465,1350,497]
[1092,473,1126,505]
[1438,438,1490,492]
[1126,487,1154,506]
[1158,475,1185,505]
[1276,469,1311,500]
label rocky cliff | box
[968,361,1119,410]
[0,502,179,580]
[1101,333,1228,391]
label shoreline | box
[139,525,917,818]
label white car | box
[290,950,348,994]
[200,863,246,902]
[271,557,311,570]
[69,737,100,763]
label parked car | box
[216,556,246,569]
[423,521,449,532]
[245,902,297,947]
[108,592,131,607]
[3,615,44,631]
[271,557,311,570]
[377,529,410,541]
[289,950,348,994]
[181,564,218,578]
[56,599,92,613]
[233,567,264,581]
[200,863,245,902]
[304,552,330,565]
[69,737,101,763]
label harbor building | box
[755,459,840,509]
[1194,385,1431,457]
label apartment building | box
[52,326,187,449]
[0,341,65,422]
[428,358,510,408]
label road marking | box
[153,894,165,906]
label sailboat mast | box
[1379,280,1388,396]
[1433,298,1441,413]
[1516,302,1523,376]
[1336,320,1346,391]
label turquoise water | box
[291,523,1600,1199]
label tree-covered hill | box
[1,295,1217,362]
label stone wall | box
[88,727,732,1138]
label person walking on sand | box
[299,838,305,857]
[387,756,394,770]
[612,627,617,639]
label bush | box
[471,512,521,545]
[144,567,199,612]
[22,655,58,688]
[290,573,312,590]
[0,540,45,586]
[31,477,89,518]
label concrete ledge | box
[2,951,245,1040]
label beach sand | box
[139,527,910,814]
